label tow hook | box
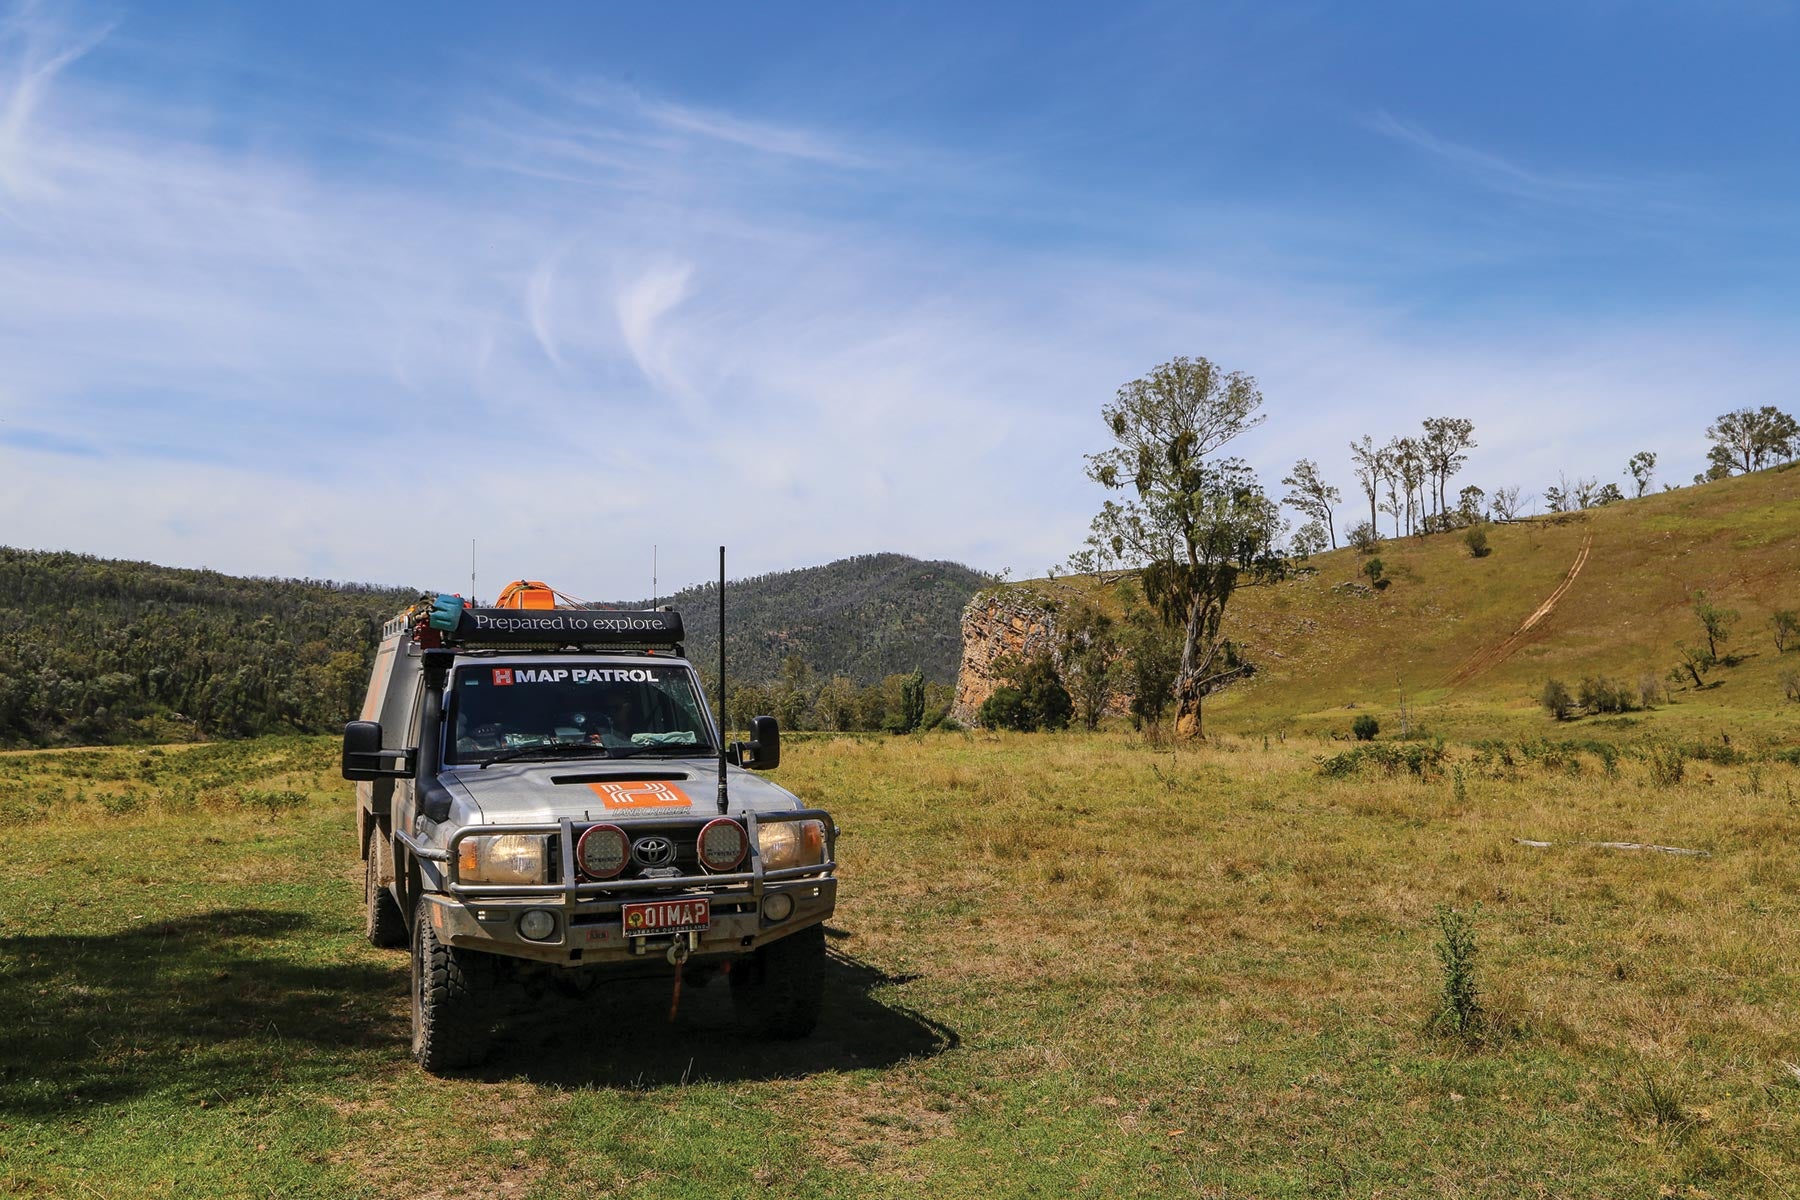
[666,933,698,1022]
[665,933,695,967]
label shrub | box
[1351,714,1379,741]
[1314,740,1445,780]
[1362,558,1386,588]
[1463,525,1490,558]
[976,654,1072,732]
[1782,670,1800,703]
[1644,742,1685,787]
[1347,520,1379,553]
[1577,675,1634,715]
[1772,609,1799,653]
[976,687,1030,731]
[1540,678,1573,720]
[1426,904,1485,1041]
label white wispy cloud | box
[0,5,1789,597]
[1364,109,1701,225]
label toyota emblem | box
[631,835,677,869]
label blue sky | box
[2,1,1795,597]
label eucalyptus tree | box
[1708,406,1799,474]
[1281,459,1341,549]
[1349,436,1387,541]
[1421,417,1477,517]
[1085,356,1271,739]
[1385,437,1426,534]
[1626,451,1657,498]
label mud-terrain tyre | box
[731,923,825,1039]
[364,834,407,949]
[411,897,494,1072]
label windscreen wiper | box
[478,741,612,769]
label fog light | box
[763,892,794,922]
[518,909,557,941]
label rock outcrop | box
[950,589,1061,725]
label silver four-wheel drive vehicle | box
[343,584,838,1072]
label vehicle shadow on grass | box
[479,930,959,1088]
[0,909,402,1117]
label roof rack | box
[390,582,685,652]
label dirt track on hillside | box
[1445,533,1593,687]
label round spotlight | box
[697,818,747,872]
[763,891,795,922]
[517,909,556,941]
[577,823,628,879]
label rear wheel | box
[731,923,825,1038]
[364,832,407,949]
[411,897,494,1072]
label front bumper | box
[421,878,836,966]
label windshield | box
[444,662,714,764]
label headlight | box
[457,834,549,884]
[757,819,826,870]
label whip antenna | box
[717,546,729,814]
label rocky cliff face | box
[950,589,1061,725]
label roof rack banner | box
[452,608,684,646]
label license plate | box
[621,898,710,938]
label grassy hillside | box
[631,552,988,687]
[1030,465,1800,742]
[5,733,1797,1196]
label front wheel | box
[411,897,494,1072]
[364,833,407,949]
[730,923,825,1039]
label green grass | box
[4,732,1799,1197]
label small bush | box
[1347,520,1379,553]
[976,687,1030,731]
[1362,558,1386,589]
[1314,740,1446,780]
[1577,675,1634,715]
[1644,742,1685,787]
[1463,525,1490,558]
[235,788,307,813]
[1782,670,1800,703]
[1540,678,1573,720]
[1427,904,1485,1041]
[1351,714,1379,741]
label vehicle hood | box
[440,760,810,824]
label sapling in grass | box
[1427,903,1485,1042]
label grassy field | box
[4,732,1800,1198]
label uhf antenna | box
[470,538,477,605]
[716,546,729,814]
[652,544,658,609]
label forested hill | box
[627,553,989,688]
[0,547,986,747]
[0,548,414,747]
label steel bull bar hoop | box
[435,811,836,900]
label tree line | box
[0,548,413,747]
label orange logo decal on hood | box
[588,781,693,809]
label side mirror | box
[731,715,781,771]
[342,721,417,781]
